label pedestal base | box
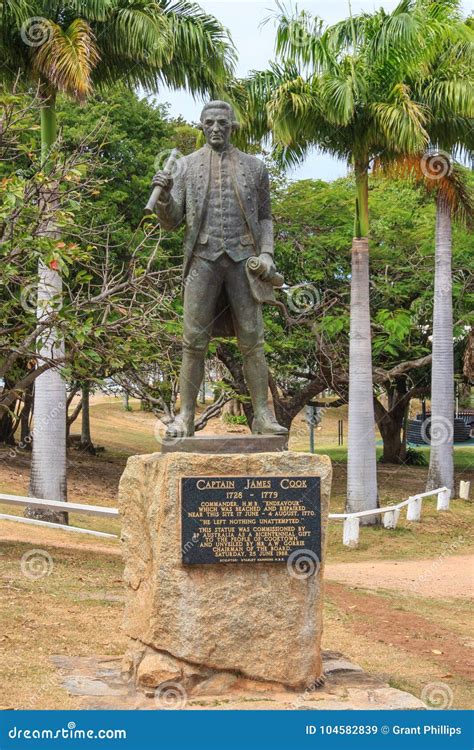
[51,651,427,710]
[119,451,331,689]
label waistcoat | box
[195,147,255,262]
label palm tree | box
[413,20,473,495]
[381,12,474,494]
[426,171,471,494]
[236,1,447,519]
[384,157,472,493]
[0,0,234,520]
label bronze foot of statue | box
[251,411,288,435]
[165,413,195,438]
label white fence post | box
[437,488,451,511]
[343,516,360,547]
[383,508,400,529]
[459,481,471,500]
[406,496,422,521]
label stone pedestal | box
[119,451,331,691]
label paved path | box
[325,554,474,599]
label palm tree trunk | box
[27,92,68,524]
[426,195,454,493]
[346,165,378,521]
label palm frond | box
[1,0,30,26]
[267,74,318,145]
[33,18,99,100]
[319,68,355,125]
[372,84,428,153]
[272,2,325,66]
[376,153,474,223]
[64,0,114,22]
[154,0,236,93]
[96,0,169,62]
[425,78,474,118]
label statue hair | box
[199,100,240,130]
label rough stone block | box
[119,451,331,689]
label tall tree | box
[0,0,234,519]
[384,158,473,489]
[383,8,474,491]
[414,15,473,493]
[236,0,458,518]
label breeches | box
[183,254,264,356]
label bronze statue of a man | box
[152,100,287,438]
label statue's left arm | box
[257,163,274,258]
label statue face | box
[201,107,233,151]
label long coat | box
[155,144,274,280]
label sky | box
[156,0,403,181]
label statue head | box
[199,100,239,151]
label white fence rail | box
[0,493,119,539]
[0,486,452,548]
[329,487,451,547]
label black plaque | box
[181,475,321,565]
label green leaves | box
[0,0,234,103]
[376,308,413,338]
[239,0,472,177]
[371,83,428,153]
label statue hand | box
[257,252,276,281]
[152,171,173,197]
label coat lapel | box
[229,148,260,244]
[183,146,211,278]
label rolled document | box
[144,148,180,215]
[246,256,284,287]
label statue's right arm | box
[153,162,186,230]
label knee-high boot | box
[243,349,288,435]
[166,350,205,437]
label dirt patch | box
[326,554,474,599]
[325,581,474,681]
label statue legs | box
[165,256,219,438]
[242,347,288,435]
[166,351,204,437]
[166,254,287,438]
